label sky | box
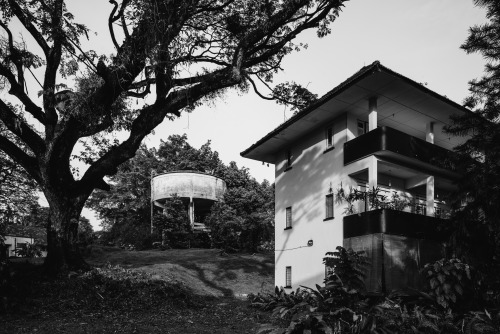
[4,1,489,230]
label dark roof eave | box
[240,61,472,160]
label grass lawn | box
[1,245,276,334]
[85,245,275,297]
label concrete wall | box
[274,110,452,290]
[275,114,351,290]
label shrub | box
[421,258,473,310]
[251,248,500,334]
[190,232,211,248]
[323,246,369,293]
[14,243,43,258]
[251,247,370,333]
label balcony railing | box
[343,208,448,241]
[344,126,454,171]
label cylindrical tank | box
[151,171,226,230]
[152,171,226,203]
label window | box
[285,266,292,287]
[285,207,292,229]
[325,194,334,220]
[325,125,334,151]
[357,120,368,136]
[285,150,292,170]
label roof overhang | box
[240,61,471,164]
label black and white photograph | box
[1,0,499,333]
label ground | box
[0,246,276,334]
[85,246,275,297]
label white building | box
[2,224,47,258]
[241,61,468,293]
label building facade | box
[241,61,468,292]
[1,224,47,258]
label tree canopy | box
[89,134,274,252]
[445,0,500,299]
[0,0,347,272]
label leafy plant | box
[421,258,472,310]
[14,243,43,258]
[335,184,364,215]
[459,310,500,334]
[323,246,369,293]
[251,247,370,333]
[386,191,411,211]
[368,297,457,334]
[335,184,411,215]
[252,251,499,334]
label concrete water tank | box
[151,171,226,230]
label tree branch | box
[0,63,46,124]
[0,134,41,182]
[43,0,65,137]
[245,74,274,101]
[0,20,25,88]
[8,0,50,56]
[76,65,241,193]
[108,0,120,50]
[0,100,46,155]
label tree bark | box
[43,196,90,275]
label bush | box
[190,232,211,248]
[14,243,43,258]
[1,262,196,314]
[251,247,370,333]
[323,246,369,293]
[251,248,500,334]
[421,258,474,311]
[164,231,191,249]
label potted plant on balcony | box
[335,184,411,215]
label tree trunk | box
[43,197,89,275]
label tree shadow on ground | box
[86,247,274,297]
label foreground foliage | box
[444,0,500,306]
[250,248,500,334]
[1,246,275,333]
[0,261,192,315]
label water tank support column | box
[189,196,195,229]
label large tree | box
[0,0,347,273]
[445,0,500,297]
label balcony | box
[343,208,448,241]
[344,126,455,174]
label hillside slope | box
[85,246,275,297]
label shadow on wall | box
[344,233,445,293]
[276,140,344,265]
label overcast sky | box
[5,1,489,229]
[62,0,488,183]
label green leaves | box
[323,246,369,294]
[272,81,318,114]
[422,258,473,311]
[444,0,500,306]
